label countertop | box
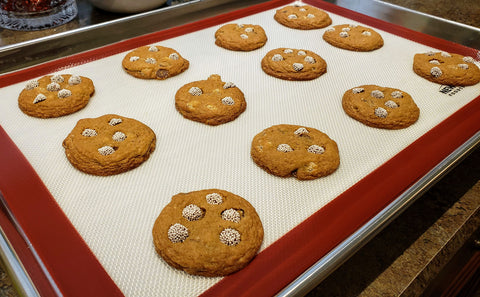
[0,0,479,296]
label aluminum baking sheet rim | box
[0,0,478,296]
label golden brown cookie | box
[342,85,420,129]
[175,74,246,125]
[18,74,95,118]
[251,124,340,180]
[274,4,332,30]
[152,189,264,277]
[322,24,384,51]
[261,48,327,81]
[214,23,267,51]
[413,51,480,86]
[122,45,189,80]
[62,114,156,176]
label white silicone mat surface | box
[1,1,480,296]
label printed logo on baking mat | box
[439,85,464,96]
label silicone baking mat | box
[0,0,479,296]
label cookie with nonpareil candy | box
[413,51,480,86]
[122,45,189,80]
[152,189,264,276]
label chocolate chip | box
[156,69,170,79]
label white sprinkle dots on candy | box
[206,193,223,205]
[189,87,202,96]
[272,54,283,61]
[429,59,441,65]
[223,82,236,89]
[352,88,364,94]
[293,63,304,71]
[277,143,293,152]
[342,27,350,32]
[130,56,140,62]
[463,56,475,63]
[182,204,203,221]
[68,75,82,85]
[169,53,179,60]
[308,145,325,154]
[375,107,388,118]
[145,58,156,64]
[25,80,39,90]
[288,14,298,19]
[33,94,46,104]
[219,228,241,246]
[168,223,189,243]
[221,97,235,105]
[112,131,126,142]
[340,32,349,38]
[240,34,248,39]
[222,209,241,223]
[304,56,315,64]
[58,89,72,98]
[431,66,442,77]
[326,27,335,32]
[307,13,314,18]
[384,100,399,108]
[245,27,253,32]
[371,90,384,98]
[441,52,452,58]
[391,91,403,98]
[98,146,115,156]
[458,64,469,69]
[109,118,122,126]
[284,49,294,54]
[47,82,61,91]
[148,46,158,52]
[50,74,64,83]
[297,50,306,56]
[362,31,371,36]
[294,127,309,136]
[82,129,97,137]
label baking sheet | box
[0,0,480,296]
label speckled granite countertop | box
[0,1,479,296]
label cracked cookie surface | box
[251,124,340,180]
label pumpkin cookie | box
[152,189,264,276]
[323,24,384,51]
[261,48,327,81]
[251,124,340,180]
[18,74,95,118]
[122,45,189,80]
[274,4,332,30]
[175,74,246,125]
[62,114,156,176]
[413,51,480,86]
[342,85,420,129]
[215,23,267,51]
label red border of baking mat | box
[0,0,479,296]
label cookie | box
[274,4,332,30]
[342,85,420,129]
[175,74,246,125]
[261,48,327,81]
[152,189,263,276]
[322,24,384,51]
[413,51,480,86]
[62,114,156,176]
[251,124,340,180]
[215,23,267,51]
[122,45,189,80]
[18,74,95,118]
